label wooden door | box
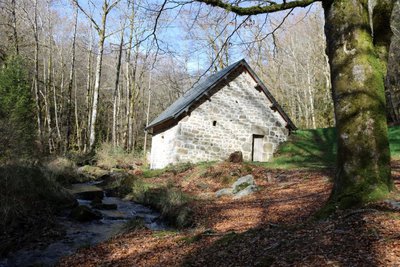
[252,135,264,162]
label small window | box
[212,121,217,126]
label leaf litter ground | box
[58,161,400,266]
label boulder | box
[228,151,243,163]
[215,174,257,199]
[70,205,102,222]
[215,188,233,198]
[233,185,258,199]
[232,174,255,193]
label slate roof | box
[146,59,296,131]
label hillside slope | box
[264,126,400,169]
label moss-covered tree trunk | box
[323,0,394,209]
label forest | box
[1,0,400,266]
[0,0,334,157]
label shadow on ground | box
[58,163,400,266]
[181,164,400,266]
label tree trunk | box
[52,64,61,146]
[125,0,135,150]
[128,45,140,150]
[45,0,54,153]
[112,28,124,148]
[323,0,393,209]
[89,32,105,151]
[66,6,78,151]
[74,69,82,151]
[84,25,94,153]
[143,73,151,156]
[33,0,43,148]
[306,63,316,129]
[43,58,53,152]
[11,0,19,55]
[88,0,111,151]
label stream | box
[0,181,167,267]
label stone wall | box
[150,126,179,169]
[150,70,289,169]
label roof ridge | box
[145,58,296,132]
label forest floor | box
[58,160,400,267]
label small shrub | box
[96,142,144,170]
[131,179,154,203]
[46,157,78,185]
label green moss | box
[152,230,179,238]
[142,168,166,178]
[233,182,251,193]
[179,233,203,244]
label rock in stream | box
[0,181,167,267]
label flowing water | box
[0,181,166,267]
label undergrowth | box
[46,157,79,185]
[96,142,145,170]
[0,164,76,256]
[130,179,193,228]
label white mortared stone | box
[150,71,290,169]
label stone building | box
[146,59,296,169]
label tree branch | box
[194,0,319,15]
[72,0,100,31]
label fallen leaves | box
[58,162,400,266]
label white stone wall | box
[150,71,289,169]
[150,125,179,169]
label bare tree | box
[74,0,122,151]
[66,5,78,151]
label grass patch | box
[389,126,400,159]
[142,168,166,178]
[259,125,400,169]
[152,230,179,238]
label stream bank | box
[0,180,167,267]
